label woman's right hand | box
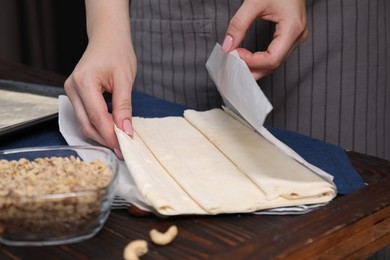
[64,0,135,157]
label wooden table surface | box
[0,61,389,259]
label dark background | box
[0,0,88,77]
[54,1,88,75]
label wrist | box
[85,0,131,41]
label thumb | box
[222,1,262,52]
[111,76,133,136]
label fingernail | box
[123,119,133,136]
[114,148,124,160]
[222,35,233,52]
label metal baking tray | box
[0,79,65,138]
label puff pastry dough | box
[116,109,336,215]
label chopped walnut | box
[0,156,113,238]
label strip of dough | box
[115,126,206,215]
[184,109,336,203]
[118,110,336,215]
[132,116,268,214]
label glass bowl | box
[0,145,118,246]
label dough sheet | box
[116,109,337,215]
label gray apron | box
[130,0,390,161]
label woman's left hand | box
[222,0,308,80]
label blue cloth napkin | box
[131,91,188,117]
[130,92,365,195]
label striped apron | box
[130,0,390,160]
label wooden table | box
[0,61,389,259]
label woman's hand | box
[64,0,135,157]
[222,0,308,80]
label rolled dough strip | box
[115,125,206,215]
[184,109,336,202]
[132,116,268,214]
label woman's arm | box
[65,0,136,157]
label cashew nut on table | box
[123,239,148,260]
[149,225,178,245]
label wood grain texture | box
[0,151,388,260]
[347,151,390,185]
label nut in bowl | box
[0,145,118,246]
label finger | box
[222,0,264,52]
[232,48,267,79]
[237,21,304,73]
[111,72,133,136]
[250,68,274,80]
[75,77,119,150]
[65,78,109,147]
[66,84,124,160]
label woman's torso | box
[130,0,390,160]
